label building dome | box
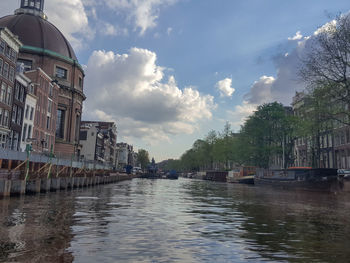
[0,13,78,61]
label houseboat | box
[227,167,255,184]
[204,171,228,182]
[254,167,340,192]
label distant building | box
[116,142,137,169]
[79,121,117,167]
[292,92,336,168]
[0,27,22,148]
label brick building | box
[0,0,86,157]
[24,68,59,153]
[0,27,22,148]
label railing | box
[0,148,114,170]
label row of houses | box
[292,92,350,169]
[78,122,139,170]
[0,8,140,170]
[0,27,59,154]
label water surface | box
[0,178,349,262]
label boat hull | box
[227,176,255,184]
[254,177,341,192]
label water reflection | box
[0,179,349,262]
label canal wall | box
[0,173,133,198]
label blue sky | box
[1,0,349,161]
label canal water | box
[0,178,349,263]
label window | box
[3,63,9,79]
[55,66,67,79]
[24,0,29,6]
[29,0,34,7]
[56,109,65,138]
[27,125,32,139]
[48,99,52,113]
[20,87,24,102]
[79,77,83,88]
[15,83,20,100]
[0,108,2,125]
[22,124,27,142]
[49,84,53,97]
[10,50,17,62]
[75,114,80,142]
[6,86,12,105]
[46,116,50,130]
[17,108,22,125]
[0,41,4,54]
[0,58,3,75]
[1,83,6,102]
[17,59,32,72]
[25,105,29,119]
[30,107,34,120]
[79,131,87,140]
[3,110,9,126]
[35,0,40,9]
[12,105,17,123]
[9,67,15,82]
[5,45,11,59]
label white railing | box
[0,148,113,170]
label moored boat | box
[166,170,179,180]
[254,167,340,192]
[227,167,255,184]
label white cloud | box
[100,21,128,36]
[288,30,303,41]
[0,0,92,51]
[46,0,92,50]
[227,101,257,131]
[244,76,275,105]
[83,47,215,143]
[216,78,235,97]
[167,27,173,35]
[104,0,179,35]
[229,16,344,130]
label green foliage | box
[137,149,150,170]
[170,103,298,171]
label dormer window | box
[21,0,44,11]
[55,66,67,79]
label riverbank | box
[0,173,134,198]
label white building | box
[79,123,99,161]
[19,73,36,151]
[116,142,129,169]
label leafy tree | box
[239,102,296,168]
[299,14,350,125]
[137,149,150,170]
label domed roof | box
[0,13,77,61]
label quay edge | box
[0,174,135,199]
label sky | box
[0,0,349,161]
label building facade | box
[24,68,59,153]
[0,0,86,156]
[0,27,22,148]
[291,91,350,169]
[9,72,31,150]
[20,74,36,152]
[79,121,117,167]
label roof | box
[0,13,77,61]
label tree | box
[239,102,296,168]
[137,149,150,170]
[299,14,350,125]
